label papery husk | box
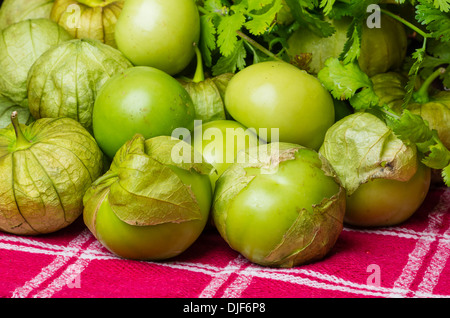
[212,142,345,268]
[408,91,450,150]
[0,19,72,107]
[263,187,345,267]
[83,134,214,235]
[0,115,104,235]
[287,15,407,76]
[27,38,132,132]
[371,71,408,113]
[0,95,33,128]
[50,0,123,47]
[0,0,54,30]
[319,112,418,196]
[178,73,234,123]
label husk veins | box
[83,134,215,233]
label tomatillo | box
[320,112,431,227]
[83,134,214,260]
[192,119,260,191]
[224,61,335,150]
[212,142,346,268]
[92,66,196,159]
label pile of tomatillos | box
[0,0,449,268]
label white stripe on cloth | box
[388,189,450,298]
[10,229,92,298]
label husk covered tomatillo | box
[0,0,55,30]
[0,111,104,235]
[83,134,215,260]
[27,38,132,132]
[0,18,72,107]
[212,142,346,268]
[320,112,431,227]
[50,0,124,47]
[408,68,450,150]
[287,15,407,76]
[372,69,450,150]
[177,47,233,123]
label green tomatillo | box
[320,112,431,227]
[212,142,346,268]
[0,111,104,235]
[114,0,200,75]
[224,61,335,150]
[92,66,196,159]
[83,134,214,260]
[192,119,260,191]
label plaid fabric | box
[1,185,449,299]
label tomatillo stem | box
[193,44,205,83]
[11,111,31,149]
[76,0,117,7]
[380,9,430,39]
[413,67,446,104]
[236,30,282,61]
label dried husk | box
[212,142,345,268]
[178,73,234,123]
[83,134,214,235]
[0,0,55,30]
[50,0,123,47]
[0,19,72,107]
[319,112,418,196]
[0,114,104,235]
[27,38,132,132]
[408,92,450,150]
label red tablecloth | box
[1,185,449,299]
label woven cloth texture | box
[1,185,449,298]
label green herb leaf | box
[212,39,247,75]
[416,0,450,42]
[317,58,379,110]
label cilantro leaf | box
[403,46,427,107]
[317,58,379,110]
[212,39,247,75]
[284,0,336,37]
[339,18,362,64]
[442,163,450,185]
[320,0,336,15]
[390,110,434,144]
[199,13,218,67]
[416,0,450,42]
[245,0,283,35]
[386,109,450,173]
[217,9,246,56]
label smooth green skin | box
[94,166,212,260]
[217,149,341,264]
[193,120,260,191]
[345,163,431,227]
[224,61,335,150]
[92,66,195,159]
[114,0,200,75]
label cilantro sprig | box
[317,57,450,185]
